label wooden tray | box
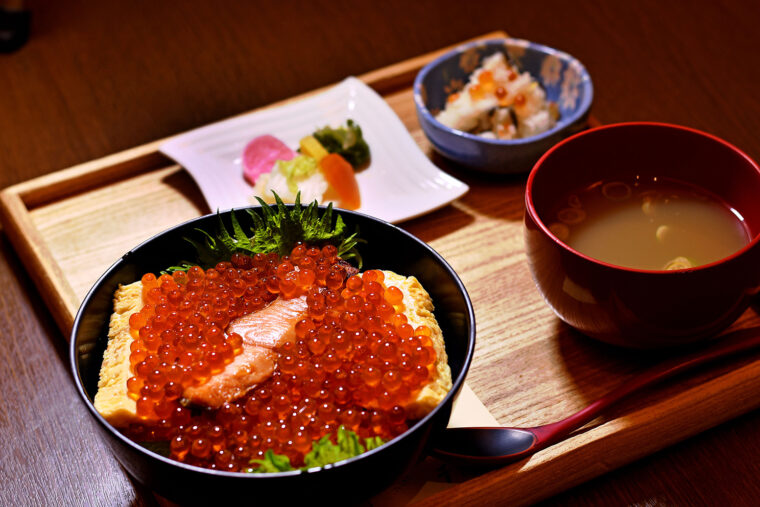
[3,31,760,506]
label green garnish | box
[165,193,363,273]
[245,427,385,473]
[248,193,362,261]
[313,119,370,168]
[303,426,367,468]
[247,449,296,473]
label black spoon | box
[433,327,760,465]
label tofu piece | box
[94,282,144,427]
[382,271,453,419]
[517,109,554,138]
[436,93,498,133]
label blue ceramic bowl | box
[414,38,593,173]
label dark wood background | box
[3,0,760,505]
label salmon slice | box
[227,294,308,348]
[183,295,309,408]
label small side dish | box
[436,52,558,140]
[414,38,593,173]
[160,76,469,222]
[94,197,452,472]
[524,122,760,347]
[243,121,369,210]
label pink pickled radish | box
[242,135,296,184]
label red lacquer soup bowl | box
[524,122,760,347]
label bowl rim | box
[69,205,477,479]
[525,121,760,274]
[413,37,594,146]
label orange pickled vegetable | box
[318,153,361,210]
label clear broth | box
[547,177,751,270]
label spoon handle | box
[530,327,760,448]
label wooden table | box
[3,1,760,505]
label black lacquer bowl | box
[70,206,475,506]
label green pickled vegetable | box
[313,119,370,168]
[275,155,318,194]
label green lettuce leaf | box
[244,427,385,473]
[303,426,365,468]
[247,449,296,473]
[364,436,384,451]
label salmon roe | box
[125,244,437,472]
[126,252,282,424]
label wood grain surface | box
[2,1,760,506]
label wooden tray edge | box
[0,188,80,334]
[414,356,760,506]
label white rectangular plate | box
[160,77,469,223]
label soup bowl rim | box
[525,121,760,274]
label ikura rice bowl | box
[94,242,452,473]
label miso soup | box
[547,177,751,270]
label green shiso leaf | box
[165,192,363,271]
[245,427,385,473]
[161,262,196,275]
